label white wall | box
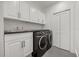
[75,2,79,56]
[44,1,76,53]
[0,2,4,57]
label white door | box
[3,1,19,18]
[53,13,60,48]
[60,10,71,51]
[5,41,24,57]
[20,2,30,19]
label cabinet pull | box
[23,41,25,48]
[24,41,25,47]
[21,41,25,48]
[21,41,24,48]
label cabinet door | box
[41,14,45,24]
[30,7,39,23]
[30,7,45,24]
[5,41,24,57]
[24,39,33,56]
[24,33,33,56]
[3,1,19,18]
[20,2,30,19]
[37,11,43,24]
[39,12,45,24]
[30,7,43,24]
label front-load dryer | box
[32,30,52,57]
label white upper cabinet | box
[3,1,19,18]
[20,2,30,20]
[38,11,45,24]
[30,7,45,24]
[30,7,39,23]
[3,1,45,24]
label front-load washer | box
[32,30,52,57]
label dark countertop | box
[4,31,33,34]
[4,29,50,34]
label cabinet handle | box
[21,41,24,48]
[21,41,25,48]
[23,41,25,48]
[24,41,25,47]
[21,41,23,48]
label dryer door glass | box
[39,36,47,50]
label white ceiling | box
[26,1,58,12]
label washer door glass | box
[39,36,47,50]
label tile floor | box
[27,46,76,57]
[43,46,76,57]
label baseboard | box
[75,49,79,57]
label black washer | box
[32,30,52,57]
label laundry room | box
[0,0,79,58]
